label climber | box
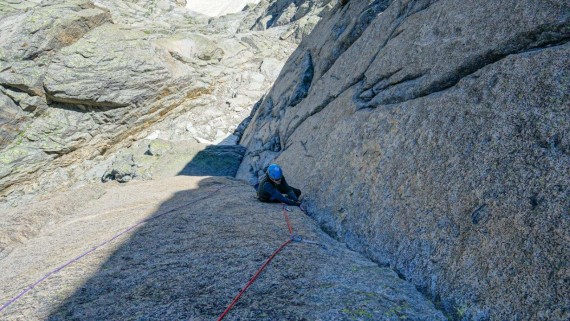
[257,164,302,207]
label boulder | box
[146,138,172,156]
[44,24,172,107]
[0,0,112,95]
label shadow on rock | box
[43,175,446,321]
[176,144,246,177]
[102,140,246,183]
[46,176,257,321]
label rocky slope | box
[237,0,570,320]
[0,0,336,208]
[1,176,446,320]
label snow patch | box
[185,0,260,17]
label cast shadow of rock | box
[176,144,246,177]
[47,131,249,320]
[102,139,247,183]
[46,176,247,321]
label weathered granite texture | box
[238,0,339,42]
[1,176,446,320]
[0,0,114,203]
[0,0,112,96]
[0,0,41,15]
[237,0,570,319]
[44,24,172,107]
[0,0,328,207]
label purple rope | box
[0,186,223,314]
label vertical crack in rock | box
[238,1,570,319]
[282,74,362,145]
[397,0,440,20]
[288,51,314,107]
[359,0,441,77]
[357,23,570,108]
[249,1,397,152]
[470,204,489,225]
[320,0,391,76]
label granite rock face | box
[0,176,446,320]
[0,91,22,149]
[44,24,172,107]
[0,0,113,202]
[0,0,41,15]
[238,0,339,42]
[0,0,112,96]
[0,0,329,207]
[238,0,570,319]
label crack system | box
[357,28,570,108]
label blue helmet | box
[267,164,283,180]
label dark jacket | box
[257,175,300,206]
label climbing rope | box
[217,204,294,321]
[217,204,323,320]
[0,186,224,314]
[217,238,292,321]
[283,205,295,236]
[1,189,320,319]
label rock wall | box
[237,0,570,319]
[0,0,331,208]
[238,0,339,42]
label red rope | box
[217,239,292,321]
[217,204,298,320]
[283,205,294,236]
